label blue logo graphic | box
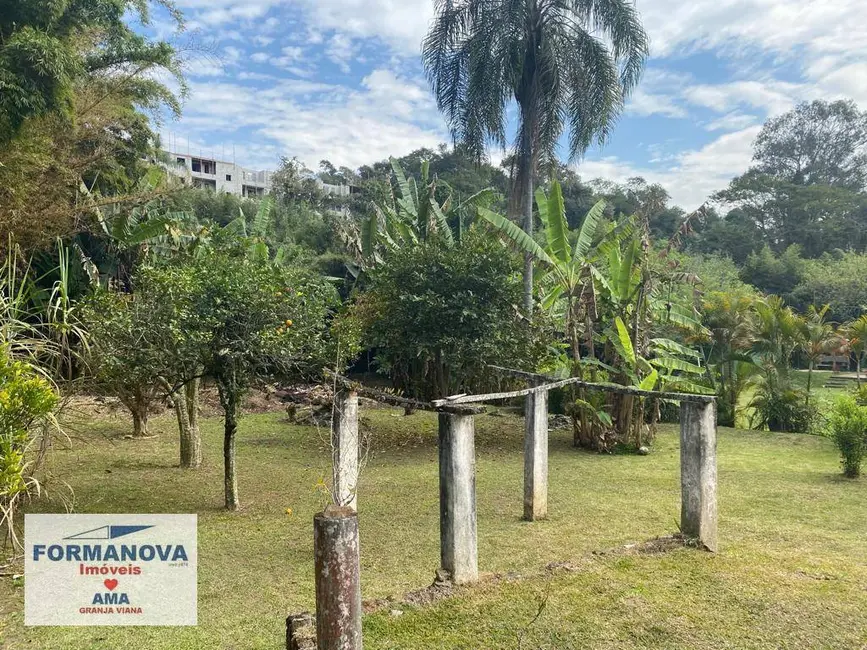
[64,525,154,540]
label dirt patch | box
[361,536,690,617]
[592,534,691,557]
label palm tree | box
[845,315,867,387]
[750,296,805,378]
[422,0,648,313]
[800,304,836,406]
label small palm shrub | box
[828,396,867,478]
[749,374,817,433]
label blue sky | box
[147,0,866,208]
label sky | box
[148,0,867,209]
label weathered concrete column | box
[313,506,363,650]
[679,400,718,552]
[332,390,359,511]
[438,412,478,584]
[523,389,548,521]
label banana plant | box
[224,196,285,263]
[360,158,495,266]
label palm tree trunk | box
[519,148,534,314]
[806,360,813,408]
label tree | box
[351,229,542,401]
[789,252,867,323]
[179,251,338,510]
[740,244,805,296]
[82,289,162,438]
[845,316,867,387]
[0,0,186,252]
[423,0,648,312]
[800,305,837,408]
[0,0,183,143]
[753,100,867,190]
[479,181,707,450]
[701,291,758,427]
[715,100,867,257]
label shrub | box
[351,230,545,400]
[0,348,58,544]
[827,396,867,478]
[748,374,817,433]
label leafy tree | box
[701,291,758,427]
[82,289,163,438]
[740,245,805,296]
[0,0,186,252]
[423,0,648,311]
[0,0,183,142]
[790,252,867,322]
[479,181,707,450]
[352,229,542,401]
[688,207,763,265]
[715,100,867,257]
[178,251,339,510]
[753,100,867,190]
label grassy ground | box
[1,403,866,649]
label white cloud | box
[682,80,808,116]
[326,34,356,73]
[704,111,758,132]
[579,126,761,209]
[626,87,687,118]
[170,69,445,171]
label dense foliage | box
[353,230,541,401]
[829,395,867,478]
[0,348,58,544]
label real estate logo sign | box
[25,514,197,626]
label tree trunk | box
[176,379,202,469]
[132,405,149,438]
[223,405,239,511]
[806,360,813,408]
[521,158,534,315]
[217,372,240,511]
[128,386,151,437]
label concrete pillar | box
[332,390,359,511]
[313,506,363,650]
[679,400,718,552]
[438,412,478,584]
[523,389,548,521]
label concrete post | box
[438,412,478,584]
[523,389,548,521]
[313,506,363,650]
[679,400,718,552]
[332,390,359,511]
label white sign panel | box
[25,514,197,626]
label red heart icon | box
[104,579,118,591]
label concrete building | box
[166,151,272,197]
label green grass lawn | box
[2,404,866,649]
